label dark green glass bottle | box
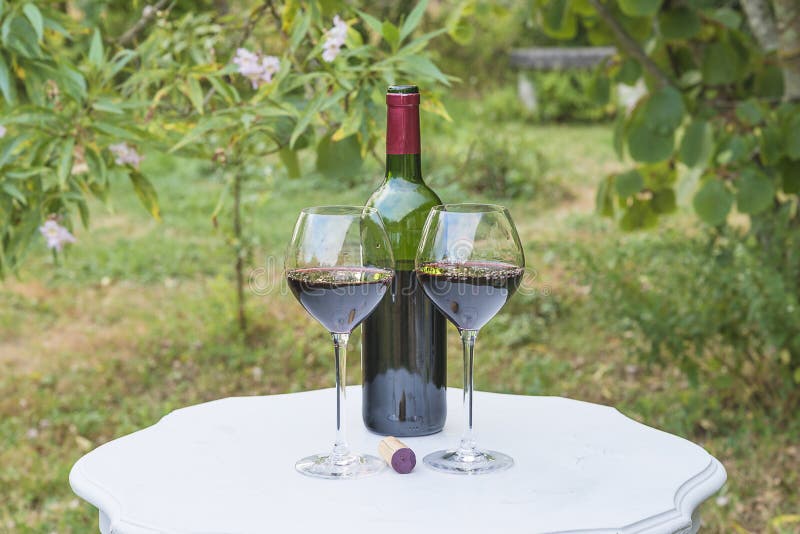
[361,85,447,436]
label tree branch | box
[237,1,273,49]
[203,1,274,108]
[588,0,672,88]
[118,0,171,46]
[773,0,800,101]
[742,0,779,52]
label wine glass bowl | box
[285,206,394,479]
[416,203,525,475]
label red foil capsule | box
[386,92,421,155]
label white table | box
[70,387,725,534]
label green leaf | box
[290,97,322,149]
[447,17,474,44]
[716,135,749,166]
[543,0,577,39]
[596,175,615,216]
[381,20,400,51]
[735,100,762,125]
[130,171,161,221]
[615,169,644,197]
[618,0,662,17]
[109,49,138,77]
[627,115,674,163]
[357,10,383,35]
[316,134,363,180]
[22,3,43,41]
[651,188,677,214]
[736,169,774,215]
[678,120,714,169]
[279,147,301,179]
[612,112,626,160]
[74,195,90,229]
[6,14,41,58]
[56,63,87,101]
[640,161,677,189]
[57,138,75,187]
[185,77,204,115]
[289,9,310,52]
[778,159,800,194]
[615,58,642,85]
[2,182,27,204]
[400,0,428,42]
[702,43,738,85]
[0,54,14,104]
[642,86,685,132]
[399,55,450,85]
[332,105,363,142]
[620,199,658,231]
[786,114,800,159]
[760,125,784,164]
[0,133,34,167]
[91,100,124,114]
[658,7,700,40]
[89,28,104,66]
[420,92,452,121]
[207,75,240,105]
[693,179,732,225]
[588,70,610,105]
[85,147,108,188]
[754,65,784,98]
[708,7,740,29]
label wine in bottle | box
[361,85,447,436]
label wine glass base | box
[423,448,514,475]
[295,453,385,480]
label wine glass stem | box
[459,329,478,454]
[331,332,350,459]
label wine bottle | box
[361,85,447,436]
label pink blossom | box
[322,15,348,62]
[39,220,77,251]
[109,142,143,169]
[233,48,280,89]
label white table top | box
[70,387,725,534]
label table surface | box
[70,387,725,534]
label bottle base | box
[364,423,445,438]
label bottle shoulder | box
[367,178,442,217]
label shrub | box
[582,227,800,417]
[425,130,565,202]
[473,74,616,124]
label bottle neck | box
[385,92,422,183]
[385,154,423,183]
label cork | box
[378,436,416,474]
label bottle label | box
[386,93,421,155]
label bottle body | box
[361,87,447,436]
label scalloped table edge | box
[69,393,727,534]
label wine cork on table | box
[378,437,416,474]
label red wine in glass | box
[287,267,393,334]
[416,261,524,331]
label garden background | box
[1,0,799,532]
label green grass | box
[1,111,797,533]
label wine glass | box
[415,203,525,474]
[285,206,394,479]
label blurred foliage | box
[423,113,567,201]
[583,226,800,417]
[525,0,800,407]
[0,0,457,280]
[475,73,615,123]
